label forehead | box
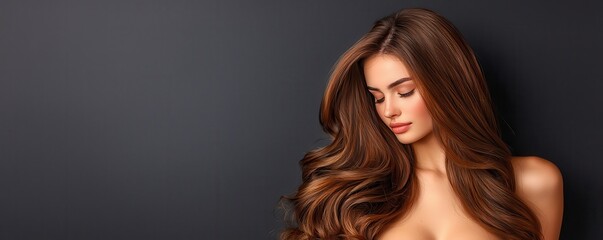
[363,54,413,87]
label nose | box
[383,98,401,119]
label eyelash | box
[374,89,415,104]
[399,89,415,98]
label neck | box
[411,132,446,174]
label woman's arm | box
[512,156,564,240]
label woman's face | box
[364,54,433,145]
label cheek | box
[375,105,388,122]
[410,96,432,124]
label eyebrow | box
[366,77,412,91]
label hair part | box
[281,8,541,240]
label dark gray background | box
[0,0,601,239]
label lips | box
[389,122,411,134]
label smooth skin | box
[364,54,563,240]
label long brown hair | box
[281,8,541,240]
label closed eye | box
[398,89,415,98]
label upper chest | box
[377,172,500,240]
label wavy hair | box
[281,8,541,240]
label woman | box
[281,8,563,240]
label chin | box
[395,135,417,144]
[395,132,432,145]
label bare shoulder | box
[511,156,563,240]
[511,156,563,197]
